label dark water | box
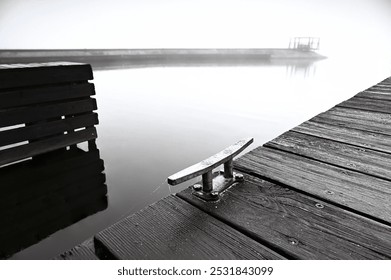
[11,57,391,259]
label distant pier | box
[0,48,326,68]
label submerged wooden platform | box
[58,77,391,260]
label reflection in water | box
[285,61,317,78]
[0,148,107,259]
[91,57,318,72]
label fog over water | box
[1,0,391,259]
[1,0,391,60]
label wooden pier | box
[56,76,391,260]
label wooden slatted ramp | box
[63,76,391,260]
[0,62,108,259]
[0,62,97,167]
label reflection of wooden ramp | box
[0,148,107,259]
[84,77,391,260]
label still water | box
[12,57,391,259]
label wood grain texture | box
[337,96,391,113]
[356,91,391,101]
[94,195,284,260]
[312,107,391,137]
[0,127,97,166]
[293,121,391,154]
[0,98,97,128]
[378,83,391,88]
[177,174,391,259]
[375,83,391,88]
[266,131,391,180]
[0,113,98,147]
[380,77,391,84]
[0,83,95,109]
[0,62,93,89]
[366,86,391,93]
[234,146,391,224]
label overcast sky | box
[1,0,390,58]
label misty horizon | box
[1,0,391,60]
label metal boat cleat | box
[167,137,253,201]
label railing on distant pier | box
[289,37,320,51]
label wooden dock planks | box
[338,96,391,114]
[293,121,391,154]
[356,90,391,101]
[177,174,391,259]
[310,107,391,137]
[265,131,391,180]
[94,195,285,260]
[177,76,391,259]
[234,146,391,224]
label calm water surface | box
[12,57,391,259]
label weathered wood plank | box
[326,106,391,123]
[177,174,391,259]
[0,98,97,128]
[0,62,93,89]
[0,127,97,166]
[380,78,391,84]
[266,131,391,181]
[0,113,98,147]
[338,96,391,113]
[356,91,391,101]
[378,83,391,88]
[293,121,391,154]
[0,83,95,109]
[365,86,391,93]
[312,107,391,136]
[374,83,391,89]
[234,146,391,224]
[94,195,285,260]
